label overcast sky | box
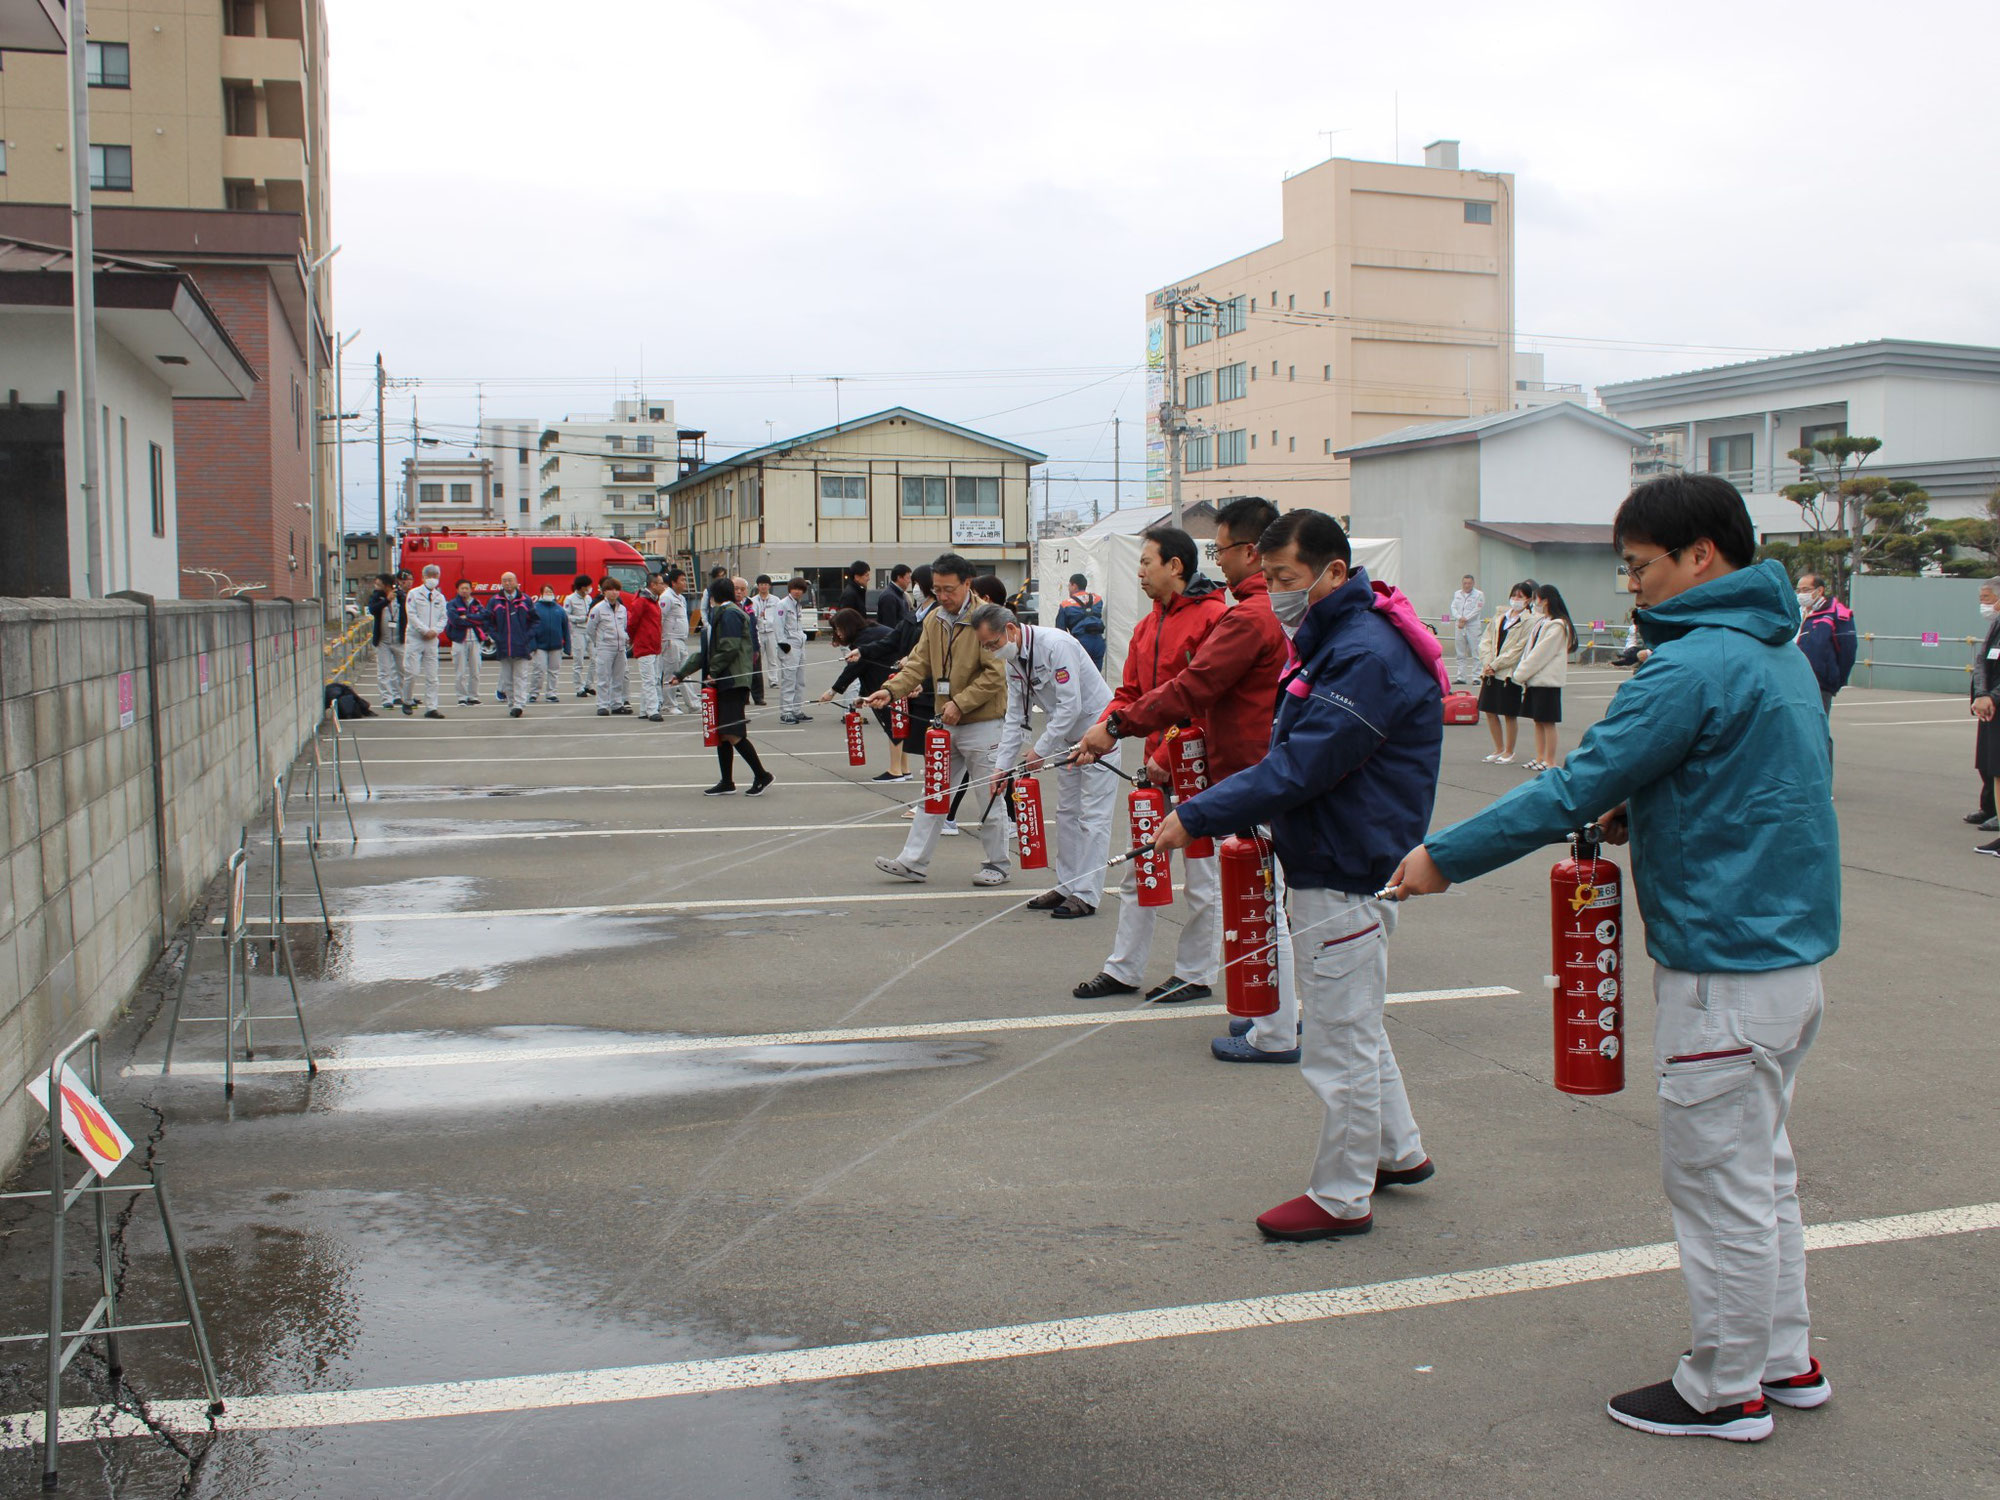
[330,0,2000,529]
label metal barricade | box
[0,1033,222,1489]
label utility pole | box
[1164,298,1183,528]
[374,353,388,561]
[67,0,103,596]
[409,397,419,531]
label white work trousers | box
[779,647,806,718]
[1104,844,1221,986]
[594,646,628,708]
[1291,886,1423,1220]
[452,639,483,701]
[1654,964,1822,1413]
[896,717,1009,875]
[374,640,406,706]
[493,656,529,705]
[635,654,661,716]
[402,638,441,712]
[572,638,592,694]
[663,640,697,710]
[761,629,781,689]
[531,649,563,702]
[1247,850,1301,1053]
[1453,621,1476,684]
[1049,759,1117,907]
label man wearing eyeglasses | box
[1384,473,1839,1443]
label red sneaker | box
[1761,1357,1832,1409]
[1255,1195,1373,1241]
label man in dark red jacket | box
[1070,526,1228,1004]
[624,581,665,720]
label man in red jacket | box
[624,579,665,720]
[1070,526,1229,1003]
[1078,497,1294,1059]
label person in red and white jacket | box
[1067,525,1228,1005]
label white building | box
[401,456,497,530]
[1597,340,2000,539]
[537,399,703,541]
[0,237,254,599]
[479,418,540,528]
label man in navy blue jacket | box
[1154,510,1446,1241]
[1793,571,1855,713]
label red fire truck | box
[396,530,652,599]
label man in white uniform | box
[660,569,696,713]
[1448,574,1485,687]
[564,577,595,697]
[586,579,631,714]
[774,578,811,722]
[752,575,782,694]
[978,606,1115,918]
[401,564,449,718]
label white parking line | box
[8,1200,1992,1447]
[360,822,908,846]
[129,988,1523,1077]
[232,888,1057,925]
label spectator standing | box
[734,577,768,708]
[775,578,811,722]
[1972,579,2000,853]
[445,579,489,705]
[672,578,773,795]
[402,565,449,719]
[486,571,538,716]
[1053,573,1107,669]
[661,569,697,715]
[528,585,571,703]
[1513,583,1576,772]
[820,608,910,780]
[971,575,1009,608]
[1794,571,1856,715]
[877,565,913,630]
[1475,580,1535,763]
[587,578,631,715]
[564,575,596,698]
[624,575,664,721]
[751,576,781,698]
[1448,574,1486,686]
[366,572,408,708]
[838,561,871,615]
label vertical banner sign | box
[198,651,211,695]
[27,1066,134,1180]
[117,671,136,729]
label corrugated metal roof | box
[0,236,179,275]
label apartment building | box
[1145,140,1515,521]
[0,0,336,604]
[1597,340,2000,539]
[480,418,540,528]
[536,400,703,541]
[401,456,497,531]
[662,408,1043,600]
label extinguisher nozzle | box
[1107,842,1156,867]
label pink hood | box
[1371,580,1452,695]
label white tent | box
[1035,511,1401,685]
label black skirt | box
[1476,676,1523,717]
[1976,713,2000,780]
[1522,685,1562,725]
[715,686,750,738]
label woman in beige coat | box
[1475,580,1535,762]
[1512,583,1577,772]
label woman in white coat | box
[1475,580,1535,763]
[1512,583,1577,772]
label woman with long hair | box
[1514,582,1576,772]
[819,607,911,781]
[1475,579,1536,763]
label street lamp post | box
[302,244,340,616]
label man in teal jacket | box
[1386,473,1838,1444]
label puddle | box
[364,818,583,845]
[298,913,674,990]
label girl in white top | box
[1475,581,1535,763]
[1512,583,1577,772]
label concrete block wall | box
[0,597,322,1173]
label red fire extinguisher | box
[890,699,909,739]
[700,683,719,748]
[844,710,866,767]
[1129,785,1172,906]
[1219,833,1279,1016]
[923,724,953,813]
[1548,824,1624,1095]
[1013,775,1048,869]
[1169,727,1214,859]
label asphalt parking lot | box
[0,658,1995,1498]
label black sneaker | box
[509,707,523,718]
[401,704,414,716]
[1978,838,2000,858]
[1146,977,1212,1003]
[703,781,737,796]
[1760,1357,1831,1409]
[1606,1379,1772,1442]
[645,713,663,722]
[1073,972,1138,1000]
[424,710,446,720]
[874,772,912,783]
[612,706,634,715]
[1964,810,1991,825]
[597,707,611,716]
[745,773,774,796]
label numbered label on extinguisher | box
[890,699,909,738]
[844,711,867,767]
[1131,790,1172,907]
[923,727,953,814]
[1014,776,1048,870]
[1172,731,1214,859]
[1552,857,1623,1096]
[700,685,719,748]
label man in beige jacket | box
[867,552,1013,885]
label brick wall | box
[0,597,321,1173]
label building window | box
[0,142,9,176]
[1323,439,1332,455]
[635,435,654,453]
[607,435,623,451]
[1323,364,1331,381]
[450,483,473,503]
[86,42,129,88]
[1271,430,1278,444]
[1323,291,1330,308]
[1217,296,1247,336]
[148,443,165,535]
[494,482,504,498]
[89,144,132,191]
[293,378,303,448]
[1184,435,1212,473]
[1217,430,1247,466]
[648,406,665,421]
[745,474,762,516]
[519,496,528,515]
[1798,421,1846,452]
[1217,363,1247,401]
[1287,294,1295,310]
[719,485,732,518]
[1183,307,1213,346]
[1250,434,1258,450]
[611,493,626,510]
[901,475,947,516]
[1250,365,1257,382]
[1464,201,1493,224]
[1707,434,1754,477]
[367,541,379,559]
[819,473,867,518]
[419,483,443,505]
[1287,365,1295,381]
[954,476,1000,516]
[1288,436,1296,452]
[1184,371,1212,408]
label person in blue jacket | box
[1153,509,1447,1245]
[1052,573,1107,668]
[444,578,491,705]
[1794,569,1856,713]
[527,584,573,705]
[1386,473,1839,1445]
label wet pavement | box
[0,667,1995,1497]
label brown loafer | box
[1024,890,1066,910]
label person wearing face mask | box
[1970,578,2000,853]
[1150,509,1447,1241]
[402,564,450,719]
[1793,571,1856,718]
[977,603,1115,918]
[445,578,490,707]
[1474,581,1535,763]
[1513,584,1577,773]
[586,578,632,714]
[528,585,572,703]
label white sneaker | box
[1493,753,1515,765]
[941,820,962,836]
[1481,752,1502,763]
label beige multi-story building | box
[536,400,700,541]
[1145,140,1514,522]
[662,408,1044,602]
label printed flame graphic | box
[59,1084,123,1165]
